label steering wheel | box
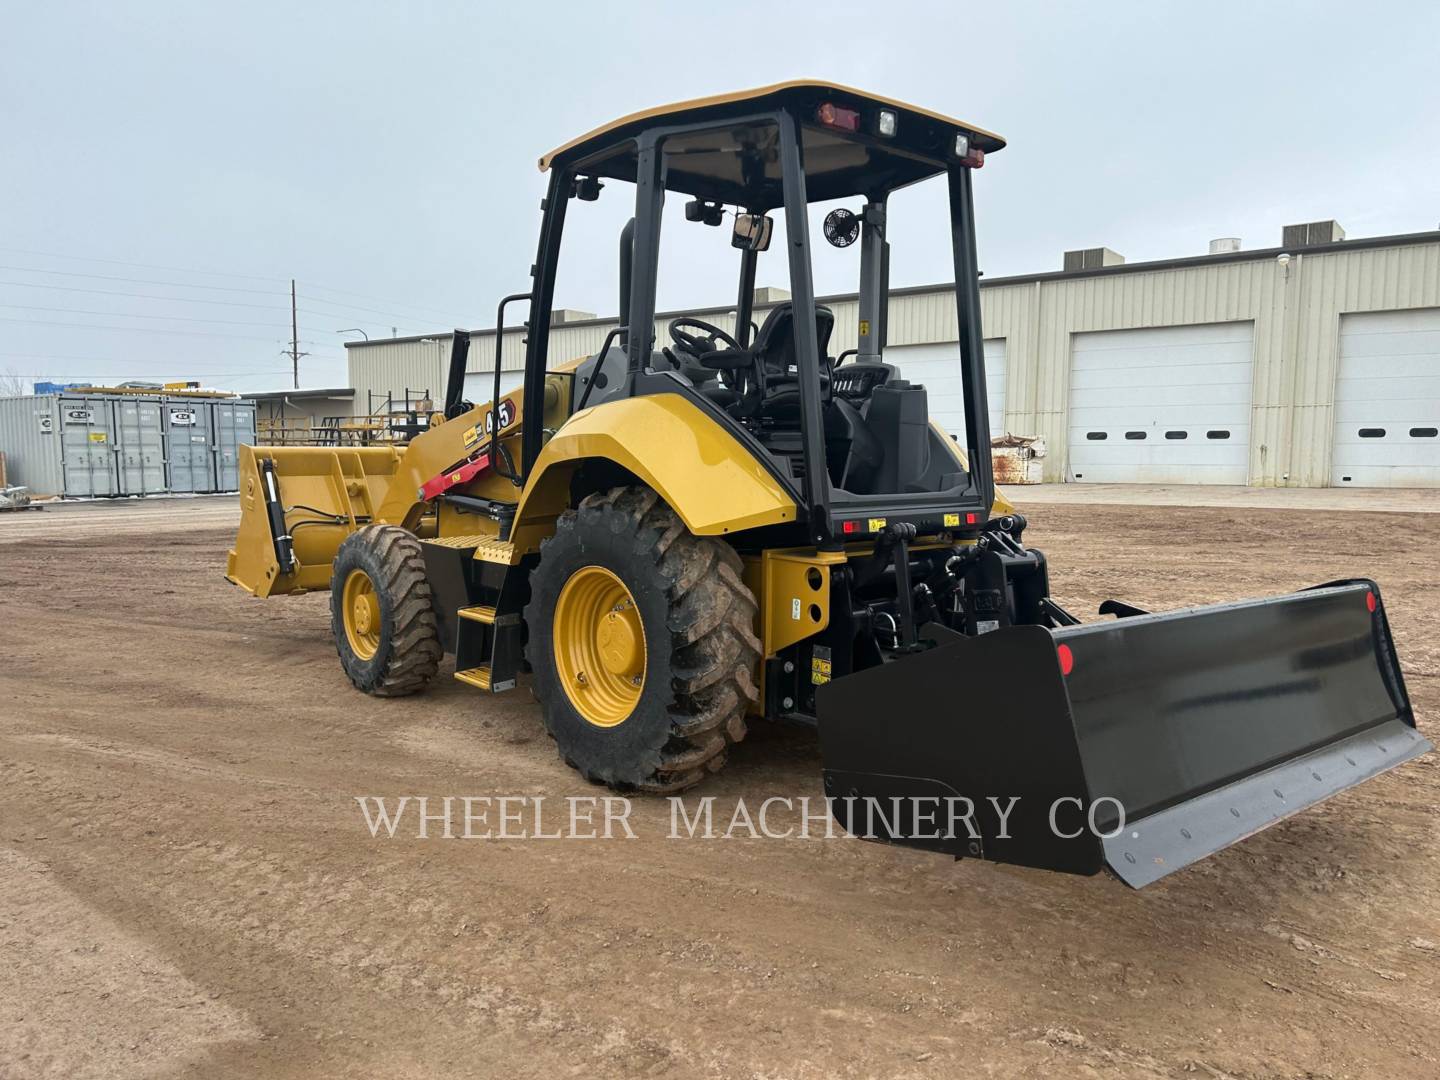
[668,317,744,361]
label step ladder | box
[440,535,524,694]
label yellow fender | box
[509,394,798,549]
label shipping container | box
[0,396,64,496]
[57,395,120,496]
[114,396,168,495]
[0,392,256,498]
[210,399,256,493]
[0,394,115,497]
[164,400,213,493]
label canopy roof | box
[538,81,1006,207]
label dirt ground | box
[1,497,1437,1079]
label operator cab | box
[532,82,1004,544]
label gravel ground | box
[1,497,1436,1079]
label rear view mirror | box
[732,213,773,252]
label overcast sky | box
[3,1,1437,394]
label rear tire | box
[525,486,761,793]
[331,525,442,697]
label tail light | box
[816,102,860,133]
[955,133,985,169]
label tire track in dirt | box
[1,507,1438,1077]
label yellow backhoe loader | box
[228,82,1428,886]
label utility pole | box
[289,279,300,389]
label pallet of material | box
[0,485,35,511]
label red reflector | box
[842,520,857,534]
[965,512,978,525]
[962,148,985,169]
[1057,643,1074,677]
[816,102,860,132]
[1366,591,1377,613]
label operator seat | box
[752,303,835,420]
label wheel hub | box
[596,604,642,677]
[352,593,377,635]
[553,566,647,728]
[342,568,382,660]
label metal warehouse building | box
[346,222,1440,487]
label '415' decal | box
[485,400,515,434]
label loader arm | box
[225,382,534,597]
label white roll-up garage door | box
[1068,322,1254,484]
[883,338,1006,441]
[1331,308,1440,487]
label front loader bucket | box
[817,581,1429,887]
[225,444,403,597]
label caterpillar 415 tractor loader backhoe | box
[228,82,1429,887]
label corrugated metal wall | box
[984,241,1440,484]
[347,237,1440,486]
[349,339,449,413]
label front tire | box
[524,486,761,793]
[331,525,442,696]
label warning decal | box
[810,644,832,686]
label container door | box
[115,398,167,495]
[212,401,251,492]
[164,402,209,492]
[58,397,117,496]
[235,402,256,447]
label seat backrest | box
[752,303,835,379]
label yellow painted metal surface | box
[552,565,646,728]
[371,383,533,530]
[454,666,493,691]
[341,568,381,660]
[226,377,562,596]
[539,80,1005,171]
[225,443,403,597]
[509,394,796,551]
[741,548,845,661]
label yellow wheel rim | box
[553,565,647,728]
[342,568,382,661]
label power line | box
[0,265,287,296]
[0,254,477,334]
[0,302,348,345]
[0,314,307,343]
[0,281,421,334]
[295,292,463,330]
[0,369,297,379]
[0,278,291,310]
[0,286,424,340]
[0,255,473,329]
[0,302,295,329]
[0,245,289,283]
[299,280,479,324]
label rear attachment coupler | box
[852,523,923,650]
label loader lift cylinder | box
[258,456,295,577]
